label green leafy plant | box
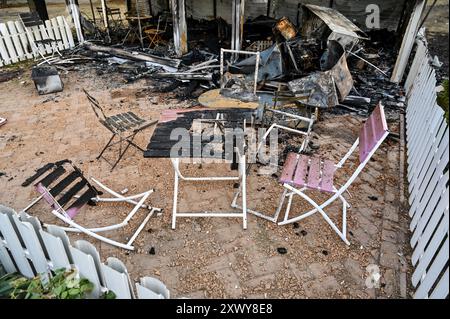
[437,79,449,124]
[0,268,97,299]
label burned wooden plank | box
[83,43,181,69]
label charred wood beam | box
[83,43,181,68]
[171,0,188,57]
[153,72,213,81]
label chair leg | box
[111,137,132,171]
[279,185,350,245]
[97,133,116,160]
[172,158,180,229]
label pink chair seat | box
[280,153,336,193]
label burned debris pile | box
[17,4,407,118]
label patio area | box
[0,66,411,298]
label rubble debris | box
[31,66,64,95]
[0,70,23,83]
[231,44,284,82]
[153,72,213,81]
[301,4,368,49]
[277,247,288,254]
[84,42,181,70]
[274,17,297,41]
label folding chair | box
[83,89,157,171]
[275,103,389,245]
[143,14,168,49]
[18,12,63,64]
[21,160,161,251]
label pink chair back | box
[359,103,389,163]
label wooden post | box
[231,0,245,56]
[100,0,110,41]
[27,0,49,21]
[391,0,426,83]
[171,0,188,57]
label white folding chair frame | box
[21,177,161,251]
[277,129,389,245]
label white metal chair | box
[275,103,389,244]
[21,160,161,250]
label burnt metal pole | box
[89,0,96,24]
[171,0,188,57]
[27,0,49,21]
[100,0,111,42]
[231,0,245,60]
[136,0,144,48]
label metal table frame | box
[170,117,248,230]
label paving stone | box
[216,267,242,298]
[343,258,364,285]
[381,269,397,298]
[381,229,398,243]
[304,276,341,298]
[308,262,328,279]
[244,274,276,289]
[380,242,400,270]
[250,256,284,277]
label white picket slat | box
[0,241,17,274]
[62,16,75,48]
[6,21,25,61]
[50,17,65,51]
[0,23,17,63]
[0,211,34,278]
[411,184,449,251]
[414,237,449,298]
[45,224,74,263]
[56,16,70,50]
[102,264,132,299]
[74,240,105,287]
[70,247,102,298]
[14,20,33,59]
[12,215,48,275]
[39,230,71,270]
[429,267,449,299]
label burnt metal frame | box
[171,115,248,230]
[84,89,157,171]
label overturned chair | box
[21,160,161,250]
[83,89,157,171]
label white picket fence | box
[404,35,449,299]
[0,205,169,299]
[0,15,75,67]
